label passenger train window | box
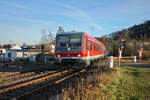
[90,41,92,50]
[86,39,89,50]
[94,42,102,51]
[94,43,98,51]
[99,45,102,51]
[94,42,96,50]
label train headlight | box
[77,54,81,57]
[57,55,60,57]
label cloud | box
[60,4,102,30]
[110,0,150,14]
[3,1,32,12]
[0,1,58,27]
[2,1,45,16]
[21,18,56,25]
[11,2,30,9]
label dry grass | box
[143,50,150,59]
[52,66,150,100]
[53,68,120,100]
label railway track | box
[0,71,55,88]
[0,67,55,87]
[0,68,85,100]
[0,72,21,78]
[0,67,45,79]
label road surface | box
[120,63,150,68]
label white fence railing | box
[108,56,137,68]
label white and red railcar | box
[55,32,106,65]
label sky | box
[0,0,150,45]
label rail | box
[0,70,69,94]
[0,68,85,100]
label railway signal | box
[118,40,125,58]
[138,43,144,59]
[139,43,144,50]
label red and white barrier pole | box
[118,48,122,58]
[138,50,143,59]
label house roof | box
[21,45,38,49]
[0,44,17,49]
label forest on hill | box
[110,20,150,41]
[97,20,150,58]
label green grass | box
[59,66,150,100]
[143,59,150,63]
[116,67,150,100]
[113,59,133,63]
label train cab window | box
[56,35,82,48]
[70,36,82,48]
[86,39,89,50]
[57,36,69,47]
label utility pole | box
[90,26,95,37]
[49,30,53,55]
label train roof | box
[84,33,105,46]
[57,32,84,35]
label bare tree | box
[40,29,49,44]
[56,26,64,34]
[49,30,53,43]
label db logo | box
[67,47,71,51]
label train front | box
[55,32,84,64]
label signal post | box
[138,43,144,62]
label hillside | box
[109,20,150,41]
[97,20,150,56]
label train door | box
[85,38,91,65]
[90,40,92,56]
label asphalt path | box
[120,63,150,68]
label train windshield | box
[56,34,82,48]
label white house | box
[49,43,55,54]
[0,44,42,62]
[0,48,6,59]
[0,44,24,61]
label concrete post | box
[133,56,136,63]
[109,56,113,68]
[119,51,122,58]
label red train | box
[55,32,106,65]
